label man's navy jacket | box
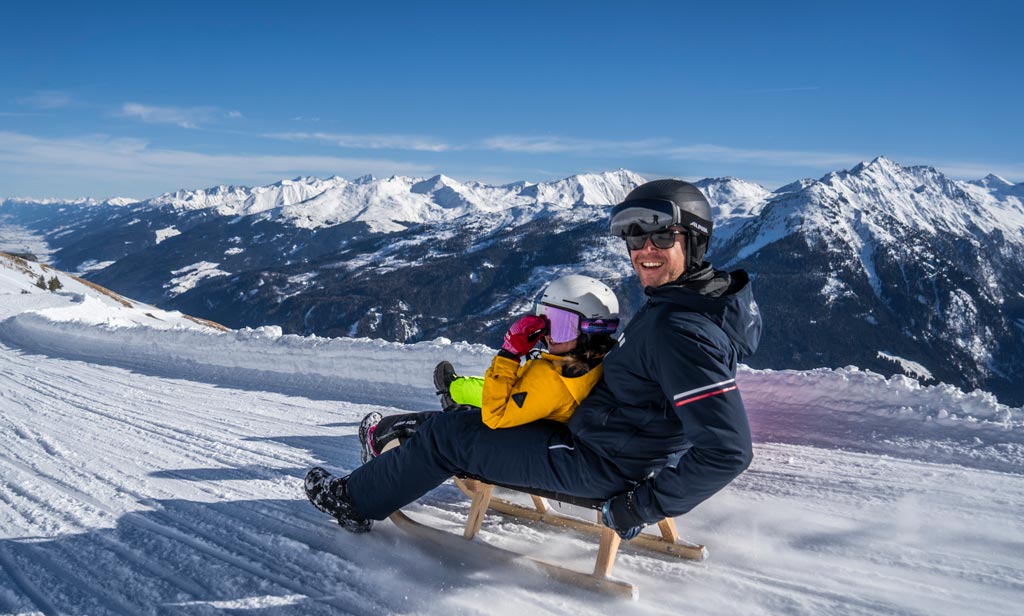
[567,267,762,523]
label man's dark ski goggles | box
[610,197,710,239]
[610,198,678,236]
[623,229,684,251]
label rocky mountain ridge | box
[3,158,1022,404]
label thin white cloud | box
[263,129,869,175]
[267,131,451,152]
[0,131,435,197]
[17,90,73,109]
[481,135,670,154]
[667,143,869,169]
[480,135,866,171]
[120,103,215,128]
[120,103,241,128]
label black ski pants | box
[345,407,636,520]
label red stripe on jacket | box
[674,385,738,407]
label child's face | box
[545,336,578,355]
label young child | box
[358,274,620,462]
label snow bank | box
[2,252,492,403]
[4,307,1021,431]
[740,366,1018,429]
[740,366,1024,473]
[0,313,495,404]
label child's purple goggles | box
[535,303,620,344]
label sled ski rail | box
[454,477,708,562]
[389,508,639,599]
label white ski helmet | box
[536,275,619,320]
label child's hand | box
[501,315,549,358]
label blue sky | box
[2,0,1021,199]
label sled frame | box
[454,477,708,562]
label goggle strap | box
[580,317,620,334]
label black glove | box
[601,490,645,540]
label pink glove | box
[501,315,549,357]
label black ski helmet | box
[609,179,713,271]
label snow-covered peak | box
[7,161,1019,240]
[147,176,349,217]
[695,177,773,245]
[834,156,940,191]
[728,157,1024,266]
[969,174,1021,199]
[410,174,458,193]
[277,170,643,232]
[2,196,139,208]
[409,174,475,210]
[3,197,73,206]
[973,173,1015,189]
[849,155,902,175]
[282,175,430,232]
[149,185,251,212]
[773,178,818,196]
[524,170,645,207]
[804,157,1024,239]
[125,170,646,233]
[103,197,141,207]
[696,177,772,220]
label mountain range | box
[2,158,1022,405]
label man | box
[305,179,761,539]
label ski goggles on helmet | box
[610,198,678,236]
[610,198,711,238]
[535,303,620,344]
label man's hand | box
[601,491,645,540]
[501,315,549,358]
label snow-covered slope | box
[1,253,1023,615]
[0,252,224,332]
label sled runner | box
[388,508,639,599]
[453,477,708,562]
[379,442,705,597]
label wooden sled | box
[454,477,708,562]
[379,440,706,598]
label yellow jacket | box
[480,352,603,429]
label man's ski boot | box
[304,467,372,533]
[433,361,458,411]
[359,411,383,464]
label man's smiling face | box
[629,229,687,288]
